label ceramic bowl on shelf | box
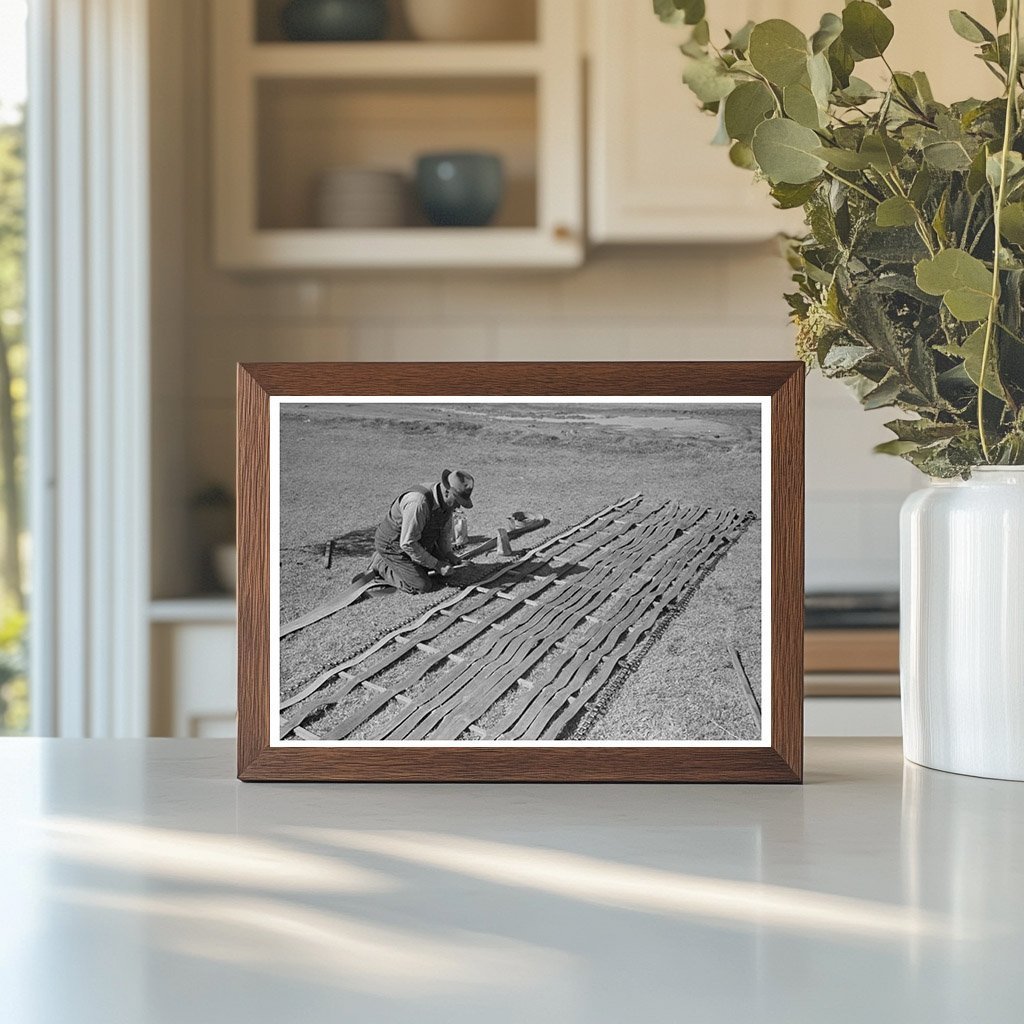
[403,0,535,42]
[280,0,388,42]
[415,152,504,227]
[315,167,407,228]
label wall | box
[155,0,920,598]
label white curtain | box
[28,0,150,736]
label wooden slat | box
[804,629,899,674]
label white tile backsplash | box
[181,250,917,592]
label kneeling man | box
[367,469,475,594]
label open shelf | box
[249,41,544,77]
[257,76,537,232]
[213,0,582,268]
[254,0,538,44]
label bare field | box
[278,401,763,741]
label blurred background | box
[0,0,998,740]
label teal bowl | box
[281,0,388,41]
[415,152,505,228]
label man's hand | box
[437,563,453,577]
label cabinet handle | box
[553,224,574,241]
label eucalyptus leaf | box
[729,140,758,169]
[723,81,775,144]
[860,133,904,173]
[724,20,755,53]
[923,140,973,171]
[874,438,921,455]
[814,146,872,170]
[748,20,809,86]
[986,150,1024,190]
[932,190,951,246]
[827,35,856,88]
[752,118,828,184]
[967,144,991,193]
[810,12,843,54]
[653,0,705,26]
[808,52,833,109]
[948,10,994,44]
[940,326,1006,398]
[842,1,895,59]
[836,76,879,105]
[784,80,825,129]
[909,165,933,205]
[913,71,935,104]
[770,180,820,209]
[862,375,904,409]
[892,72,923,110]
[1000,203,1024,244]
[711,107,731,145]
[876,197,918,228]
[915,249,994,322]
[885,418,963,443]
[683,57,736,104]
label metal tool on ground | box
[728,645,761,729]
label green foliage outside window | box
[0,110,27,733]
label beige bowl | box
[315,168,408,228]
[403,0,535,41]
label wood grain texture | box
[236,361,805,783]
[804,629,899,674]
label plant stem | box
[822,167,880,205]
[979,0,1021,462]
[884,170,939,254]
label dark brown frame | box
[237,362,804,782]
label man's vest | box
[375,483,452,558]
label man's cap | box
[442,469,474,509]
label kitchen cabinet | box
[586,0,998,244]
[587,0,813,243]
[211,0,583,269]
[150,600,237,738]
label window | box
[0,0,28,734]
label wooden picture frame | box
[237,362,804,782]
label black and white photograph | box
[271,397,769,745]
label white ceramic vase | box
[900,467,1024,780]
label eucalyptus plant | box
[657,0,1024,475]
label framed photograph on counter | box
[236,362,804,782]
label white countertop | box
[1,738,1020,1023]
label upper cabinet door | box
[587,0,1001,245]
[211,0,584,269]
[587,0,805,243]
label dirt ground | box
[278,401,763,741]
